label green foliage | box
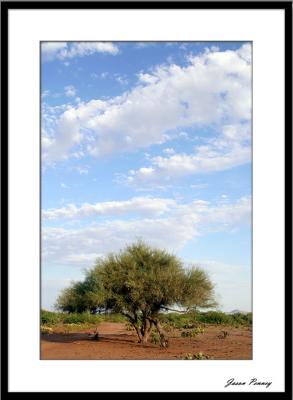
[196,311,252,326]
[96,241,188,315]
[41,309,126,327]
[181,326,205,337]
[181,268,218,310]
[158,313,192,329]
[41,309,63,325]
[180,352,210,360]
[125,322,135,331]
[40,325,53,335]
[161,322,174,333]
[150,331,160,345]
[158,311,252,329]
[56,241,216,323]
[62,313,101,324]
[196,311,230,324]
[55,269,104,313]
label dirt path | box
[41,322,252,360]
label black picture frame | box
[1,1,292,397]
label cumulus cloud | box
[125,122,251,185]
[42,216,199,267]
[41,42,119,62]
[42,196,251,267]
[42,107,82,164]
[42,44,251,165]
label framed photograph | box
[2,0,292,395]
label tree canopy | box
[56,241,217,346]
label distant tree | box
[56,271,103,314]
[56,241,217,346]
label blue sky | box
[41,41,252,312]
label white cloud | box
[43,197,177,220]
[125,125,251,185]
[64,85,76,97]
[41,42,119,62]
[138,72,159,84]
[43,195,251,228]
[42,196,251,267]
[163,147,175,155]
[42,107,82,164]
[42,44,251,164]
[41,90,50,99]
[115,75,128,86]
[196,196,251,233]
[42,216,199,267]
[41,42,67,61]
[179,131,189,138]
[91,72,109,80]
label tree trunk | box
[121,312,143,343]
[141,319,153,344]
[152,319,169,348]
[133,324,143,343]
[127,315,166,346]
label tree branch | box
[121,311,135,323]
[159,306,187,313]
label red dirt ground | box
[41,322,252,360]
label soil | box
[41,322,252,360]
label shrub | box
[217,330,229,339]
[41,325,53,335]
[125,322,135,331]
[180,352,210,360]
[41,309,127,327]
[151,331,160,345]
[181,326,205,338]
[41,310,62,326]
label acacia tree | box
[56,241,217,347]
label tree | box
[56,241,217,346]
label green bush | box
[196,311,252,326]
[41,310,252,332]
[158,311,252,329]
[62,313,102,324]
[41,310,63,325]
[180,352,210,360]
[40,325,54,335]
[181,326,205,338]
[151,331,160,345]
[196,311,231,324]
[41,309,127,327]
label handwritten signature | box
[225,378,272,389]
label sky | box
[41,41,252,313]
